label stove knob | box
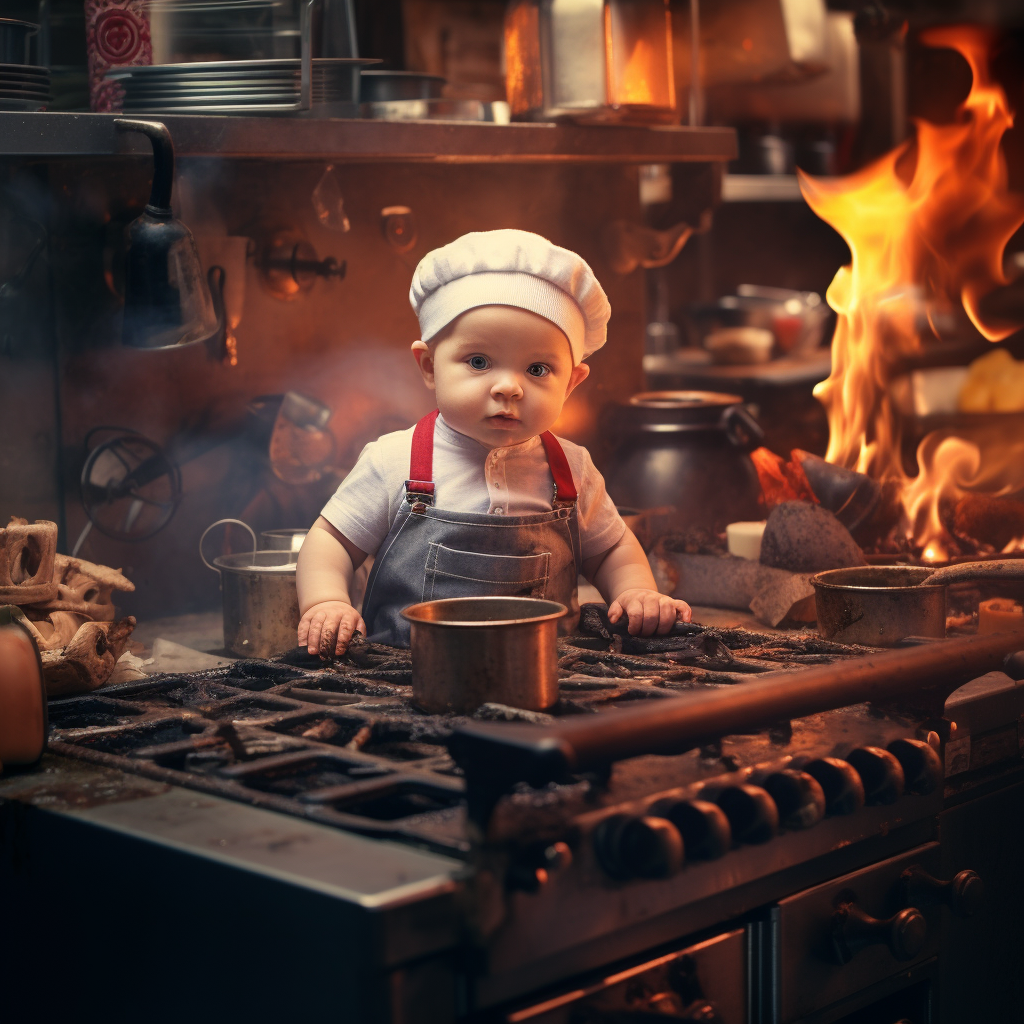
[593,814,684,881]
[706,784,778,844]
[761,769,827,829]
[887,738,943,795]
[801,757,865,815]
[846,746,905,805]
[831,897,928,965]
[900,865,984,918]
[648,798,732,859]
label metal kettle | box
[116,118,226,353]
[603,390,766,538]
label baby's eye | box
[526,363,550,378]
[468,355,490,370]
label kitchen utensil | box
[0,18,39,65]
[109,55,376,114]
[401,596,566,714]
[603,391,765,536]
[115,119,226,351]
[77,429,182,551]
[260,528,307,552]
[705,326,774,364]
[687,286,830,354]
[359,98,488,121]
[811,560,1024,646]
[0,61,51,110]
[504,0,676,125]
[147,0,284,65]
[0,607,48,767]
[200,518,300,658]
[359,69,445,102]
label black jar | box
[603,391,765,536]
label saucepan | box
[201,519,300,658]
[402,596,566,714]
[811,559,1024,646]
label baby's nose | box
[491,373,523,399]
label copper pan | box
[811,560,1024,646]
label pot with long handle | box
[811,559,1024,646]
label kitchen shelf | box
[0,111,737,163]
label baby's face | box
[412,305,589,448]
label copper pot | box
[402,596,565,714]
[0,609,48,767]
[812,560,1024,646]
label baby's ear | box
[565,361,590,396]
[411,340,436,389]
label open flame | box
[800,26,1024,559]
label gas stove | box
[19,610,1024,1022]
[45,610,893,860]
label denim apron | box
[361,410,582,646]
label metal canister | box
[401,596,565,714]
[201,519,300,658]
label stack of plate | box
[106,58,375,115]
[0,63,50,112]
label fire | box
[800,26,1024,559]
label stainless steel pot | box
[811,559,1024,646]
[201,519,300,658]
[401,596,566,714]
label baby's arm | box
[583,529,692,636]
[296,517,369,656]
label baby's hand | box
[608,589,692,636]
[298,601,367,658]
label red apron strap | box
[540,431,578,506]
[406,409,439,503]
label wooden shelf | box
[0,111,737,163]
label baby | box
[297,229,691,656]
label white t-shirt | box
[321,413,625,561]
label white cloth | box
[409,229,611,363]
[321,415,625,561]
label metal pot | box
[201,519,300,658]
[359,70,445,102]
[401,596,565,714]
[260,528,308,552]
[0,18,38,66]
[811,560,1024,647]
[603,391,765,536]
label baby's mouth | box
[488,412,519,423]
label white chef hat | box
[409,229,611,363]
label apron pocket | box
[423,543,551,602]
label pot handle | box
[721,405,765,452]
[925,559,1024,588]
[200,518,257,572]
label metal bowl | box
[359,70,445,103]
